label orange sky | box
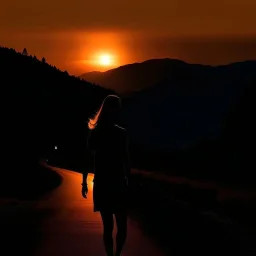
[1,0,256,75]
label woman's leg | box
[114,211,127,256]
[100,211,114,256]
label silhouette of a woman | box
[82,94,130,256]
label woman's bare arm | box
[81,131,91,196]
[82,171,88,185]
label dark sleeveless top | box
[87,124,127,184]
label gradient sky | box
[1,0,256,75]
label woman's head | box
[88,95,122,130]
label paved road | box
[32,166,167,256]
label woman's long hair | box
[88,94,121,130]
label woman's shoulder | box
[114,124,127,133]
[114,125,128,141]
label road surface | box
[32,166,167,256]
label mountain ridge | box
[80,58,256,95]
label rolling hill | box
[0,46,111,189]
[118,60,256,181]
[80,59,256,96]
[80,59,213,95]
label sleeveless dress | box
[88,124,129,213]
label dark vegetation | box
[127,75,256,185]
[0,46,112,199]
[128,172,256,256]
[118,60,256,185]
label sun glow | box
[77,32,128,71]
[99,54,112,66]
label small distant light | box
[55,146,58,150]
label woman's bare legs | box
[100,211,114,256]
[114,211,127,256]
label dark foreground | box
[129,172,256,256]
[1,165,255,256]
[1,166,167,256]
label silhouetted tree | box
[42,57,46,63]
[22,48,28,56]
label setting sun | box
[98,54,112,66]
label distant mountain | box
[80,59,211,95]
[81,58,256,95]
[120,60,256,150]
[119,60,256,181]
[81,58,256,151]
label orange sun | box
[98,54,113,66]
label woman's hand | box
[81,184,88,198]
